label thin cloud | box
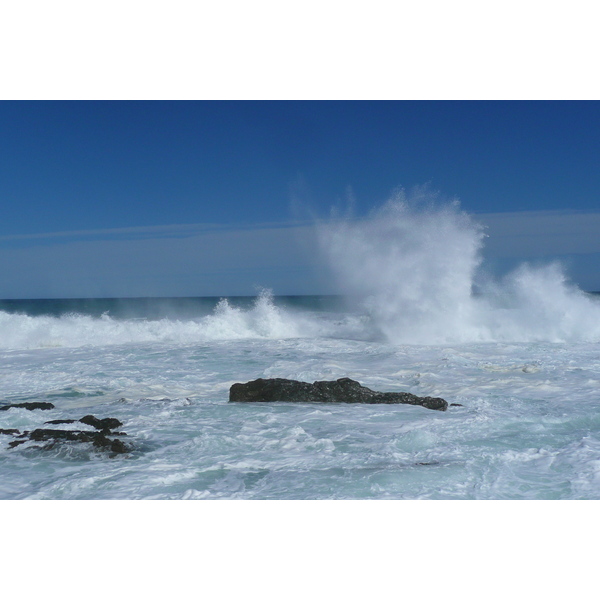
[2,210,600,297]
[478,210,600,257]
[0,220,314,246]
[0,221,323,298]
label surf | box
[317,187,600,344]
[0,290,318,349]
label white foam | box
[0,290,318,350]
[2,329,600,499]
[318,188,600,344]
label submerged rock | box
[1,411,130,456]
[44,416,123,432]
[0,402,55,411]
[229,377,447,411]
[26,429,130,454]
[3,428,131,455]
[78,415,123,432]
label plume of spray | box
[318,186,600,344]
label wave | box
[4,189,600,349]
[317,187,600,344]
[0,290,324,350]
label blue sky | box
[1,100,599,297]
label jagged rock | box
[44,416,123,432]
[229,377,447,411]
[7,440,26,448]
[1,413,130,456]
[26,429,130,454]
[0,402,55,411]
[79,415,123,432]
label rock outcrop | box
[78,415,123,433]
[0,408,130,456]
[0,402,55,411]
[21,429,129,454]
[229,377,447,411]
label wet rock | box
[0,402,55,411]
[0,428,21,436]
[27,429,130,454]
[449,403,464,407]
[8,440,27,448]
[28,429,86,442]
[229,377,447,411]
[2,413,131,456]
[79,415,123,432]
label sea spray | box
[318,188,600,344]
[484,262,600,342]
[204,289,303,339]
[3,193,600,350]
[0,290,314,350]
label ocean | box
[2,288,600,499]
[2,198,600,499]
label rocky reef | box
[0,402,55,411]
[0,402,130,456]
[229,377,448,411]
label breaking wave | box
[318,187,600,344]
[4,188,600,349]
[0,290,322,350]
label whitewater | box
[2,193,600,499]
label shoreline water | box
[1,292,600,499]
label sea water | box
[2,194,600,499]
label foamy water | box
[0,291,310,349]
[2,195,600,499]
[319,190,600,343]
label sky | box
[2,2,597,590]
[1,100,599,297]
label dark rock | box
[449,403,464,407]
[0,402,55,411]
[27,429,131,454]
[2,413,130,456]
[229,377,447,411]
[79,415,123,432]
[8,440,26,448]
[29,429,86,442]
[95,434,130,454]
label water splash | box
[0,290,310,349]
[318,187,600,344]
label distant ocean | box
[3,198,600,499]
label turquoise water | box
[1,293,600,499]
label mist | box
[317,188,600,344]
